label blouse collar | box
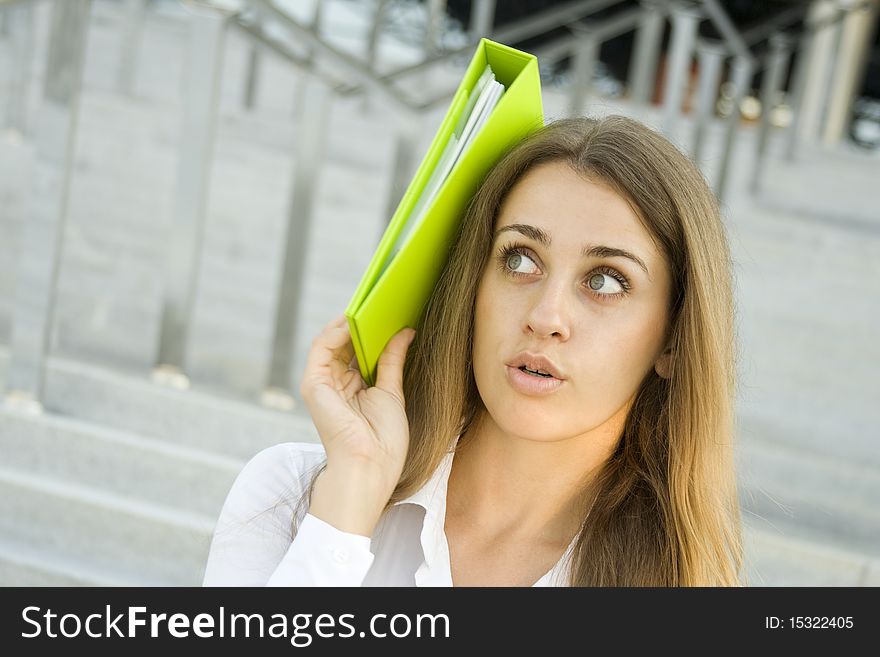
[390,444,576,587]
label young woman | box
[203,115,743,587]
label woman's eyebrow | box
[495,224,650,277]
[583,245,650,277]
[495,223,549,245]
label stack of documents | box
[388,66,504,264]
[346,39,544,385]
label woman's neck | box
[446,410,624,548]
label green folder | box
[345,39,544,386]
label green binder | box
[345,39,544,386]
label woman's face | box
[472,160,672,444]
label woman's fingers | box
[304,315,414,405]
[311,317,354,362]
[340,363,366,398]
[302,315,359,400]
[328,312,347,329]
[375,327,416,402]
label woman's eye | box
[506,252,539,275]
[587,272,624,295]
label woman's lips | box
[506,352,565,380]
[506,365,564,396]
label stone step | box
[46,359,319,456]
[0,535,143,586]
[0,483,875,587]
[0,408,243,518]
[738,436,880,558]
[0,467,213,586]
[743,524,880,587]
[4,348,879,566]
[0,349,320,461]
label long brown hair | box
[395,116,742,586]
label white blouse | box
[203,442,575,586]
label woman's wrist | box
[308,463,396,537]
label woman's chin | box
[488,407,574,443]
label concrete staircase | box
[0,0,877,586]
[0,350,319,586]
[1,350,877,586]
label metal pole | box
[714,55,753,204]
[822,0,880,146]
[784,28,817,161]
[243,45,260,109]
[426,0,448,54]
[797,0,840,144]
[154,7,227,385]
[470,0,497,39]
[4,0,92,413]
[4,2,34,134]
[362,0,390,113]
[366,0,390,70]
[383,117,420,230]
[294,0,325,119]
[661,2,702,137]
[691,41,725,164]
[751,34,792,194]
[628,0,665,105]
[702,0,752,60]
[422,0,448,108]
[568,30,601,118]
[267,78,332,398]
[116,0,147,96]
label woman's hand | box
[299,313,416,536]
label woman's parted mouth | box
[520,366,553,378]
[505,352,566,380]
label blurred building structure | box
[0,0,878,586]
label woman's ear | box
[654,346,673,379]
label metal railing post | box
[293,0,325,119]
[243,45,260,109]
[470,0,496,39]
[422,0,448,105]
[425,0,448,54]
[4,2,35,134]
[568,29,601,118]
[628,0,665,105]
[4,0,92,413]
[116,0,147,96]
[266,78,333,403]
[750,34,792,194]
[714,55,753,203]
[154,5,228,387]
[362,0,391,113]
[691,41,726,164]
[366,0,390,70]
[242,0,285,111]
[661,2,702,138]
[822,0,880,146]
[784,28,817,162]
[797,0,841,144]
[383,115,420,230]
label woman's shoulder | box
[235,441,327,494]
[218,441,326,520]
[204,441,327,585]
[248,440,327,469]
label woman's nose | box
[523,280,571,341]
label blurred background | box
[0,0,877,586]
